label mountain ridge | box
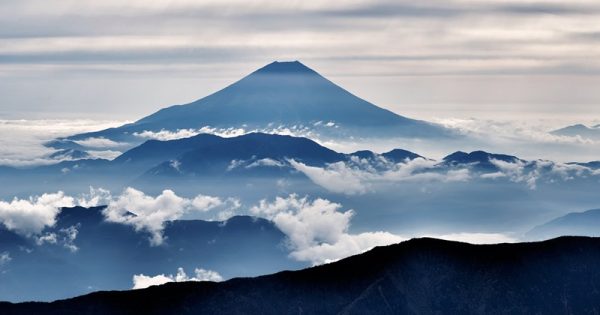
[2,236,599,314]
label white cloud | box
[0,119,125,167]
[73,137,127,149]
[133,127,247,141]
[246,158,285,168]
[77,187,112,208]
[290,157,469,195]
[486,158,600,189]
[86,149,123,160]
[0,251,12,266]
[250,194,405,265]
[427,232,518,244]
[132,267,223,289]
[35,224,80,252]
[289,160,369,195]
[35,232,58,245]
[132,273,172,289]
[0,192,75,236]
[133,129,202,141]
[103,187,234,245]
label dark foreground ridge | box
[2,236,600,314]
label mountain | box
[48,149,90,161]
[144,133,346,177]
[2,236,600,314]
[551,124,600,140]
[442,150,522,170]
[526,209,600,240]
[107,132,423,179]
[381,148,423,162]
[348,148,422,162]
[0,206,302,302]
[61,61,452,148]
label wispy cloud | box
[289,157,470,195]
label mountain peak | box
[253,60,317,75]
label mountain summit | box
[64,61,452,146]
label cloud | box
[289,160,369,195]
[289,157,469,195]
[428,232,518,244]
[77,187,112,208]
[132,267,223,289]
[0,119,125,167]
[133,125,320,142]
[103,187,235,245]
[0,192,75,236]
[85,149,123,160]
[246,158,285,169]
[133,129,204,141]
[0,187,238,245]
[134,127,250,141]
[250,194,405,265]
[0,251,11,266]
[431,118,600,162]
[35,224,80,252]
[73,137,127,149]
[485,158,600,189]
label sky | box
[1,0,600,123]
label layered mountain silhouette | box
[0,206,301,302]
[526,208,600,240]
[59,61,452,148]
[8,133,425,181]
[2,236,600,314]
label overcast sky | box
[1,0,600,123]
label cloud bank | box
[290,157,470,195]
[0,119,125,167]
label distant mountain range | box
[5,133,600,193]
[526,208,600,240]
[551,123,600,140]
[2,236,600,314]
[5,133,425,181]
[54,61,453,150]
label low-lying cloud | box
[132,267,223,289]
[0,119,125,167]
[0,187,238,247]
[251,194,405,265]
[0,192,75,236]
[290,157,470,195]
[103,187,237,245]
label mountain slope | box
[3,237,600,314]
[63,61,451,145]
[526,209,600,240]
[0,206,301,302]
